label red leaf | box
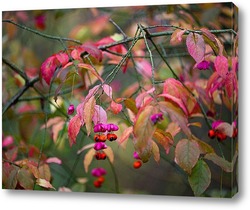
[55,52,69,67]
[40,55,58,85]
[68,115,81,147]
[214,56,228,78]
[186,33,205,63]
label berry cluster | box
[133,151,142,169]
[208,128,238,142]
[91,167,106,188]
[92,123,119,187]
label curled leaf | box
[68,115,81,147]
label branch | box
[2,19,82,45]
[2,77,39,115]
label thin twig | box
[3,19,82,45]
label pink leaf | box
[135,87,155,108]
[102,84,112,99]
[93,105,107,125]
[135,59,152,79]
[68,115,81,147]
[40,55,58,85]
[46,157,62,165]
[110,100,123,114]
[158,93,188,116]
[118,126,133,148]
[186,33,205,63]
[225,71,235,98]
[83,96,96,135]
[214,56,228,78]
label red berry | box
[208,129,216,139]
[217,132,227,142]
[100,153,107,160]
[107,133,117,141]
[133,160,142,169]
[97,176,105,184]
[93,180,102,188]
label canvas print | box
[2,2,238,197]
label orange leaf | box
[110,100,122,114]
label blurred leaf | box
[152,141,160,163]
[36,178,55,190]
[17,168,34,190]
[188,159,211,196]
[46,157,62,165]
[204,153,234,172]
[38,163,51,181]
[175,139,200,174]
[78,63,104,83]
[170,29,186,45]
[191,135,215,154]
[104,146,114,163]
[93,105,107,125]
[83,148,96,173]
[110,100,123,114]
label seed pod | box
[107,133,117,141]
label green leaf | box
[133,105,155,162]
[188,159,211,196]
[175,139,201,174]
[204,153,234,172]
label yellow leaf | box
[103,146,114,163]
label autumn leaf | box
[83,148,96,173]
[36,178,55,190]
[118,126,133,148]
[38,164,51,181]
[103,146,114,163]
[175,139,201,174]
[78,63,104,83]
[153,128,173,154]
[152,141,160,163]
[110,100,123,114]
[68,115,81,147]
[186,33,205,63]
[204,153,234,172]
[83,96,96,135]
[40,55,58,85]
[135,59,152,79]
[124,98,138,115]
[214,56,228,78]
[170,29,186,45]
[17,168,34,190]
[133,105,155,162]
[188,159,211,196]
[93,105,107,125]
